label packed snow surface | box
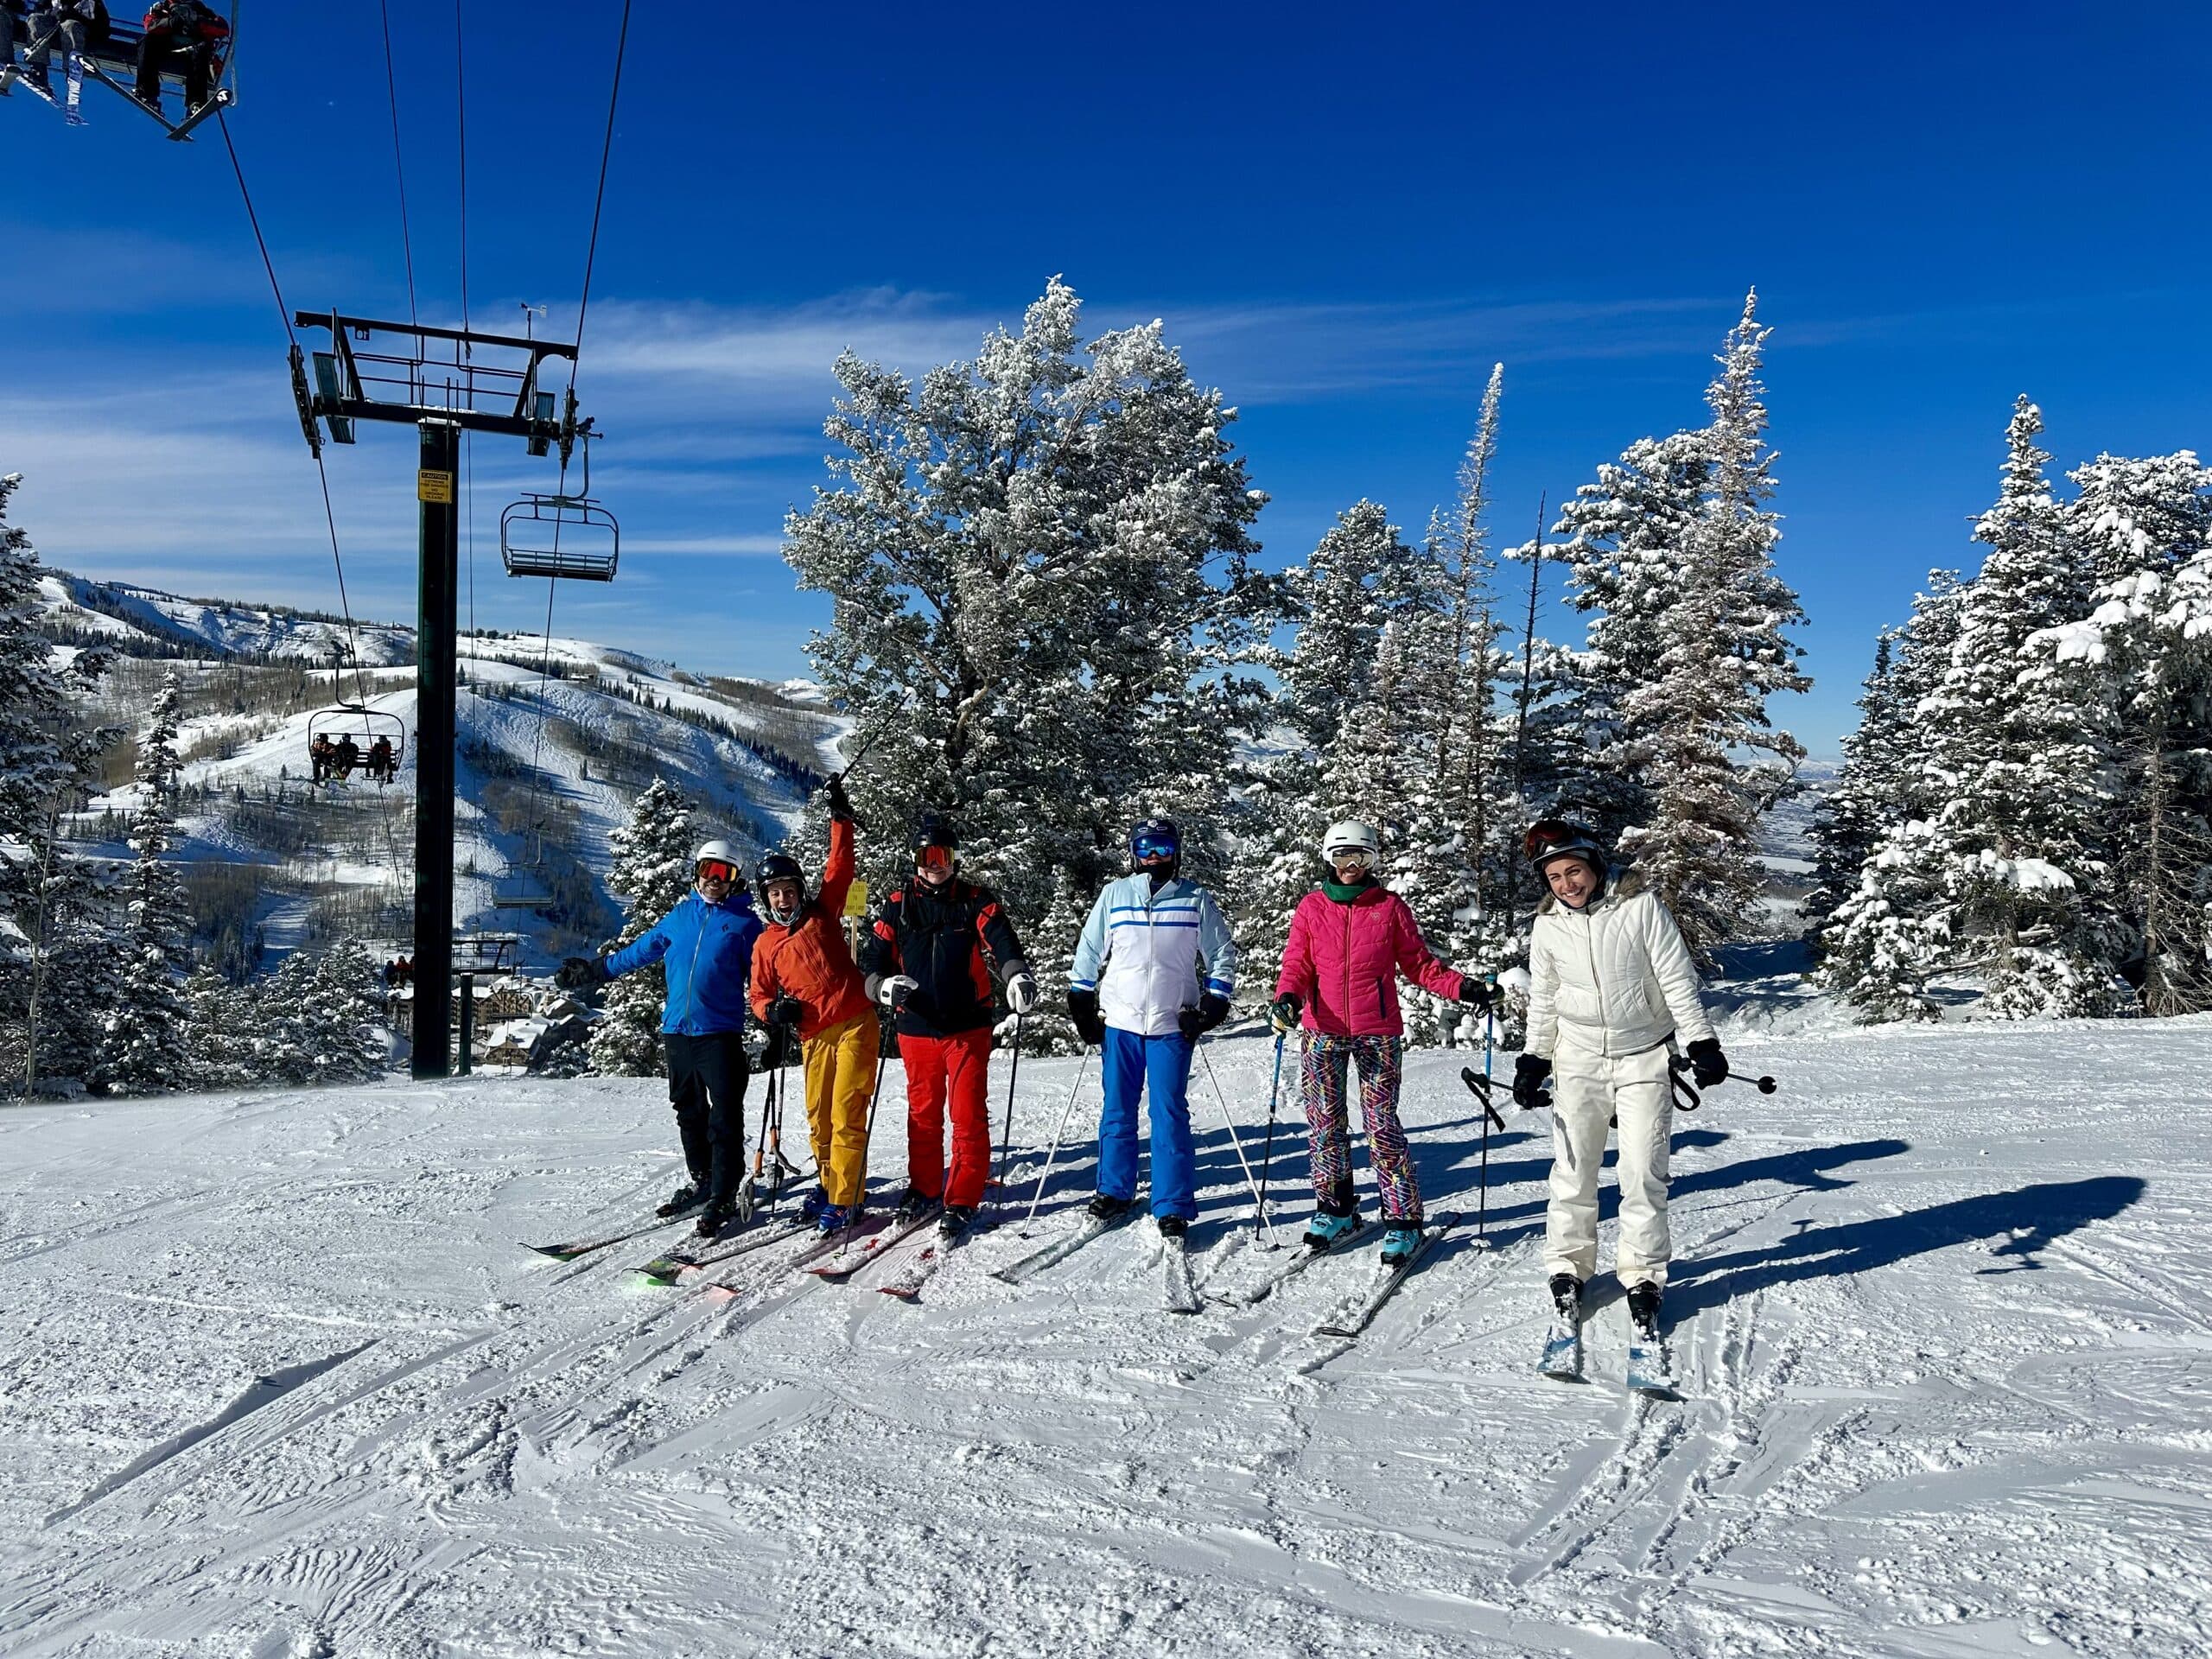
[3,1019,2207,1656]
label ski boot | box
[893,1187,939,1224]
[798,1187,833,1226]
[937,1204,977,1243]
[657,1183,703,1219]
[1549,1273,1584,1322]
[1302,1208,1361,1251]
[1087,1192,1136,1223]
[1625,1281,1663,1344]
[694,1203,732,1240]
[1156,1215,1189,1240]
[813,1203,852,1236]
[1380,1223,1423,1268]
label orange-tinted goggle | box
[696,860,739,884]
[916,845,956,873]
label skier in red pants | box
[860,813,1037,1243]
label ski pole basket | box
[499,494,619,582]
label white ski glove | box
[1005,971,1039,1015]
[875,974,919,1010]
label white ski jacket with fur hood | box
[1525,869,1715,1062]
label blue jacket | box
[1070,873,1236,1039]
[605,888,762,1036]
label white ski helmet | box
[1321,821,1381,862]
[693,839,741,873]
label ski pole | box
[988,1012,1025,1230]
[1478,987,1496,1246]
[1194,1040,1280,1249]
[1020,1046,1094,1236]
[1253,1032,1286,1240]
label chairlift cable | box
[376,0,418,331]
[453,0,471,357]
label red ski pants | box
[901,1027,994,1209]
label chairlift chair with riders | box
[1,2,243,141]
[308,705,404,788]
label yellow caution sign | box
[416,468,456,505]
[844,878,869,918]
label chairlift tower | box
[289,311,598,1078]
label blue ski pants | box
[1096,1026,1198,1220]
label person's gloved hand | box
[1178,993,1230,1040]
[1685,1037,1728,1090]
[874,974,918,1010]
[824,774,855,823]
[1269,992,1301,1035]
[766,995,807,1029]
[1512,1053,1554,1109]
[1004,971,1039,1015]
[556,955,610,991]
[1068,988,1106,1047]
[1457,975,1492,1008]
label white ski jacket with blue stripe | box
[1070,874,1237,1038]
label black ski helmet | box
[755,850,806,913]
[1128,817,1181,870]
[912,811,957,855]
[1522,818,1604,874]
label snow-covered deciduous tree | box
[589,778,696,1077]
[783,278,1278,1033]
[101,672,194,1094]
[1617,291,1809,963]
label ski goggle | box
[1325,844,1375,868]
[696,860,739,884]
[1132,832,1179,862]
[916,844,956,873]
[1523,820,1599,864]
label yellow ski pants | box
[804,1013,877,1209]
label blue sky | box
[3,2,2206,752]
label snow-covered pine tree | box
[1618,291,1809,963]
[1915,399,2115,1018]
[182,961,255,1090]
[588,778,696,1077]
[0,474,118,1093]
[101,672,194,1094]
[1548,430,1711,841]
[1819,571,1967,1020]
[2038,449,2212,1014]
[254,939,386,1086]
[783,278,1278,1029]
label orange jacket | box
[749,816,872,1042]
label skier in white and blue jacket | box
[1066,817,1237,1238]
[558,839,763,1238]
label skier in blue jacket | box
[1067,817,1237,1237]
[559,838,763,1237]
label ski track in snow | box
[3,1020,2209,1656]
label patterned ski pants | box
[1301,1033,1420,1224]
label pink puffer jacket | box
[1275,884,1468,1038]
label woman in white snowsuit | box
[1515,820,1727,1341]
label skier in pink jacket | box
[1271,821,1491,1265]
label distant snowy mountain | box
[42,571,845,974]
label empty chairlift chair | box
[500,493,619,582]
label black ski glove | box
[766,994,807,1029]
[1512,1053,1554,1109]
[556,954,610,991]
[1067,988,1106,1047]
[1178,993,1231,1040]
[1685,1037,1728,1090]
[824,774,855,824]
[1457,975,1492,1008]
[1269,992,1301,1035]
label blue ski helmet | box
[1128,817,1181,867]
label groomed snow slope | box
[2,1019,2206,1657]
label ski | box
[784,1211,895,1274]
[633,1217,808,1285]
[1626,1329,1678,1399]
[1537,1315,1584,1382]
[806,1209,938,1281]
[992,1208,1136,1287]
[1208,1239,1331,1306]
[524,1201,702,1261]
[1311,1211,1459,1339]
[1163,1235,1202,1315]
